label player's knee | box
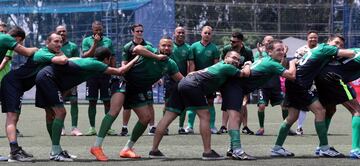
[258,105,266,111]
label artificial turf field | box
[0,104,358,166]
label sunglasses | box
[135,30,143,33]
[230,40,241,43]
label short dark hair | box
[0,22,7,28]
[307,30,318,36]
[231,31,244,41]
[161,35,172,40]
[328,34,345,43]
[94,47,111,61]
[92,21,102,27]
[46,31,58,41]
[8,26,26,39]
[131,23,143,32]
[266,39,283,51]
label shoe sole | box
[201,156,226,160]
[270,152,295,157]
[149,155,166,159]
[8,158,33,162]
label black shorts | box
[178,76,209,110]
[315,76,356,105]
[111,76,126,94]
[165,86,186,115]
[220,77,244,112]
[164,75,177,100]
[1,72,35,113]
[85,74,111,101]
[123,87,153,109]
[35,70,64,109]
[257,87,283,106]
[284,80,317,110]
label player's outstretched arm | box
[133,45,167,61]
[281,59,297,80]
[238,61,251,77]
[0,56,10,70]
[171,72,184,82]
[13,44,38,57]
[187,60,195,73]
[51,54,68,65]
[337,49,356,58]
[105,55,140,75]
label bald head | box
[174,26,186,44]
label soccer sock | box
[258,111,265,128]
[229,129,241,150]
[282,109,289,120]
[51,145,62,155]
[275,121,291,146]
[46,122,53,139]
[51,118,64,148]
[70,103,79,128]
[352,116,360,150]
[325,117,332,132]
[315,121,328,147]
[209,106,216,128]
[297,111,307,128]
[187,109,196,128]
[9,141,19,153]
[179,110,186,128]
[88,106,96,127]
[97,114,117,139]
[129,121,147,143]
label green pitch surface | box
[0,104,358,165]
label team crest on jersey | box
[205,50,212,57]
[182,50,187,57]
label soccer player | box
[55,25,82,136]
[82,21,116,136]
[121,23,154,136]
[149,50,250,160]
[218,31,254,135]
[254,36,296,136]
[222,40,297,160]
[293,30,319,135]
[270,35,356,158]
[1,32,66,162]
[90,36,182,160]
[35,47,138,161]
[163,26,193,134]
[186,25,220,134]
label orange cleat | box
[119,148,141,158]
[90,146,108,161]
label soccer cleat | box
[16,129,23,137]
[217,126,228,134]
[288,129,297,136]
[149,150,166,159]
[210,127,218,134]
[178,128,188,135]
[232,149,256,160]
[242,126,254,135]
[120,127,128,136]
[296,127,304,135]
[90,147,108,161]
[0,155,8,161]
[8,147,33,162]
[349,149,360,159]
[70,128,83,136]
[318,147,345,158]
[61,128,66,136]
[85,127,97,136]
[185,127,194,134]
[50,150,73,162]
[202,150,225,160]
[107,129,117,136]
[120,148,141,158]
[271,147,295,157]
[226,149,233,157]
[148,127,156,136]
[255,128,264,136]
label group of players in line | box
[0,20,359,162]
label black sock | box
[10,141,19,153]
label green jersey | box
[296,43,338,87]
[193,61,240,94]
[125,47,179,92]
[0,33,17,62]
[13,47,56,78]
[61,41,79,58]
[220,44,253,65]
[190,41,220,70]
[0,50,14,83]
[241,56,286,93]
[122,40,153,62]
[82,36,114,55]
[171,42,191,76]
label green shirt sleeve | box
[167,59,180,76]
[33,48,56,63]
[270,60,286,75]
[323,44,339,58]
[82,37,91,53]
[0,34,18,50]
[5,50,14,58]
